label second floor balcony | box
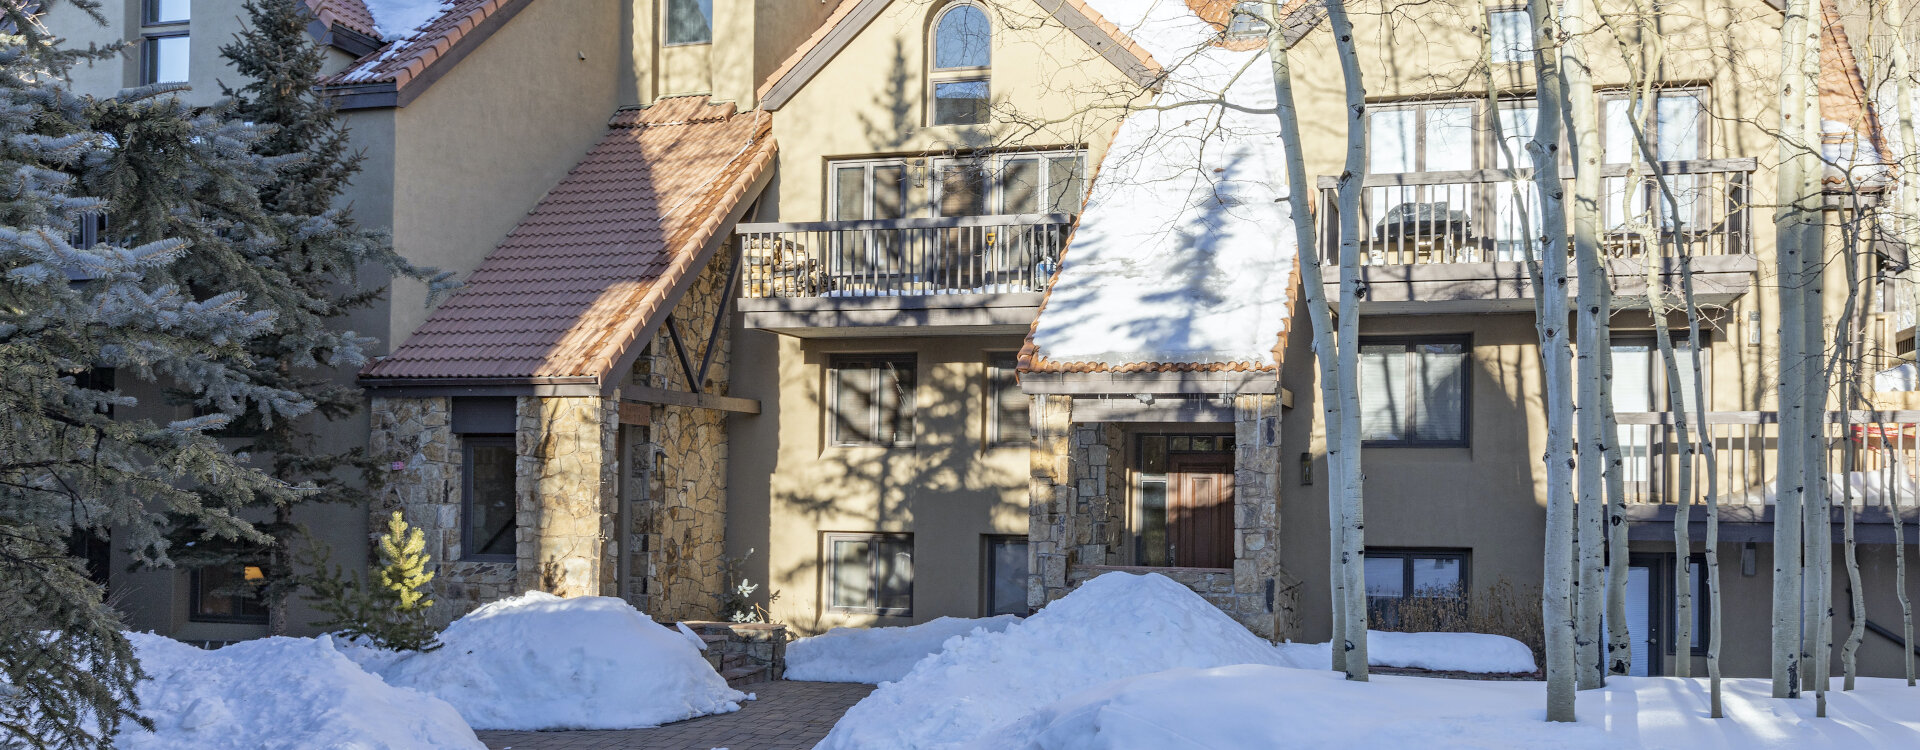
[735,213,1070,336]
[1315,157,1760,313]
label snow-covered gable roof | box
[320,0,529,108]
[1023,0,1299,373]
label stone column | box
[518,396,614,597]
[1028,394,1074,608]
[1231,394,1298,639]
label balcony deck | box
[735,213,1069,336]
[1314,158,1759,313]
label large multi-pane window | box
[462,436,517,560]
[826,150,1086,220]
[987,352,1028,444]
[1359,337,1469,446]
[830,355,917,447]
[828,533,914,615]
[665,0,714,45]
[984,535,1028,616]
[1601,90,1708,229]
[1611,337,1706,490]
[1363,549,1468,628]
[930,3,992,124]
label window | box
[462,436,517,561]
[930,3,991,125]
[1369,103,1475,175]
[1363,549,1468,628]
[830,355,917,447]
[665,0,713,45]
[190,563,268,623]
[934,150,1085,217]
[1359,337,1469,446]
[828,533,913,615]
[1226,2,1271,40]
[1611,337,1707,491]
[144,0,190,24]
[984,535,1028,616]
[142,33,188,85]
[987,353,1029,444]
[1601,90,1708,229]
[1487,9,1532,63]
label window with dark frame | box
[830,355,917,447]
[144,0,189,24]
[462,435,517,561]
[142,32,188,85]
[1358,337,1469,446]
[987,353,1028,444]
[827,533,914,616]
[189,563,268,623]
[984,535,1028,616]
[1362,548,1469,629]
[930,3,991,125]
[665,0,714,45]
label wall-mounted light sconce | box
[1742,542,1757,577]
[1300,452,1313,485]
[1748,311,1761,346]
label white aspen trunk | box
[1680,252,1723,715]
[1602,319,1632,677]
[1324,0,1370,680]
[1772,0,1814,699]
[1262,9,1352,675]
[1528,0,1577,722]
[1837,198,1866,692]
[1799,19,1830,708]
[1892,0,1920,688]
[1563,0,1607,691]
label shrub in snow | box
[786,615,1021,684]
[817,572,1291,749]
[371,592,744,730]
[117,633,481,750]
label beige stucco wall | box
[633,0,840,107]
[43,0,361,104]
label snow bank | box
[973,664,1920,749]
[786,615,1021,684]
[1275,630,1537,674]
[118,632,481,750]
[817,573,1291,749]
[373,592,744,731]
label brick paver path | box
[475,680,875,750]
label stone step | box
[720,665,769,688]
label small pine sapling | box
[301,512,441,652]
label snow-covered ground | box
[358,592,745,731]
[1276,630,1537,674]
[786,615,1022,684]
[974,664,1920,750]
[117,632,481,750]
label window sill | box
[663,40,712,49]
[458,556,516,564]
[143,20,190,28]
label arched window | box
[929,3,991,125]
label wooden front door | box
[1168,455,1233,568]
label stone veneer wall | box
[623,249,734,621]
[1028,393,1299,639]
[516,395,619,598]
[368,396,519,624]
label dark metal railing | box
[1314,158,1757,266]
[735,213,1071,299]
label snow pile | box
[1738,469,1919,507]
[786,615,1022,684]
[1027,0,1296,367]
[362,0,451,40]
[973,664,1920,749]
[117,632,481,750]
[816,573,1291,749]
[371,592,745,730]
[1275,630,1537,674]
[1875,362,1918,392]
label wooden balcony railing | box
[735,214,1071,299]
[1616,410,1920,507]
[1314,158,1756,266]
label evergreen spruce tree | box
[0,3,309,747]
[82,0,446,634]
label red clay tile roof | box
[363,96,776,382]
[323,0,516,92]
[1816,0,1890,183]
[307,0,379,39]
[756,0,1164,107]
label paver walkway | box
[476,680,874,750]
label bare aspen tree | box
[1773,0,1816,700]
[1561,0,1609,691]
[1257,0,1356,675]
[1798,6,1831,709]
[1526,0,1577,722]
[1324,0,1371,680]
[1889,0,1919,687]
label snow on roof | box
[1026,0,1298,372]
[362,0,449,41]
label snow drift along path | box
[1276,630,1537,674]
[972,664,1920,749]
[817,572,1292,749]
[118,632,482,750]
[373,592,745,731]
[786,615,1021,684]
